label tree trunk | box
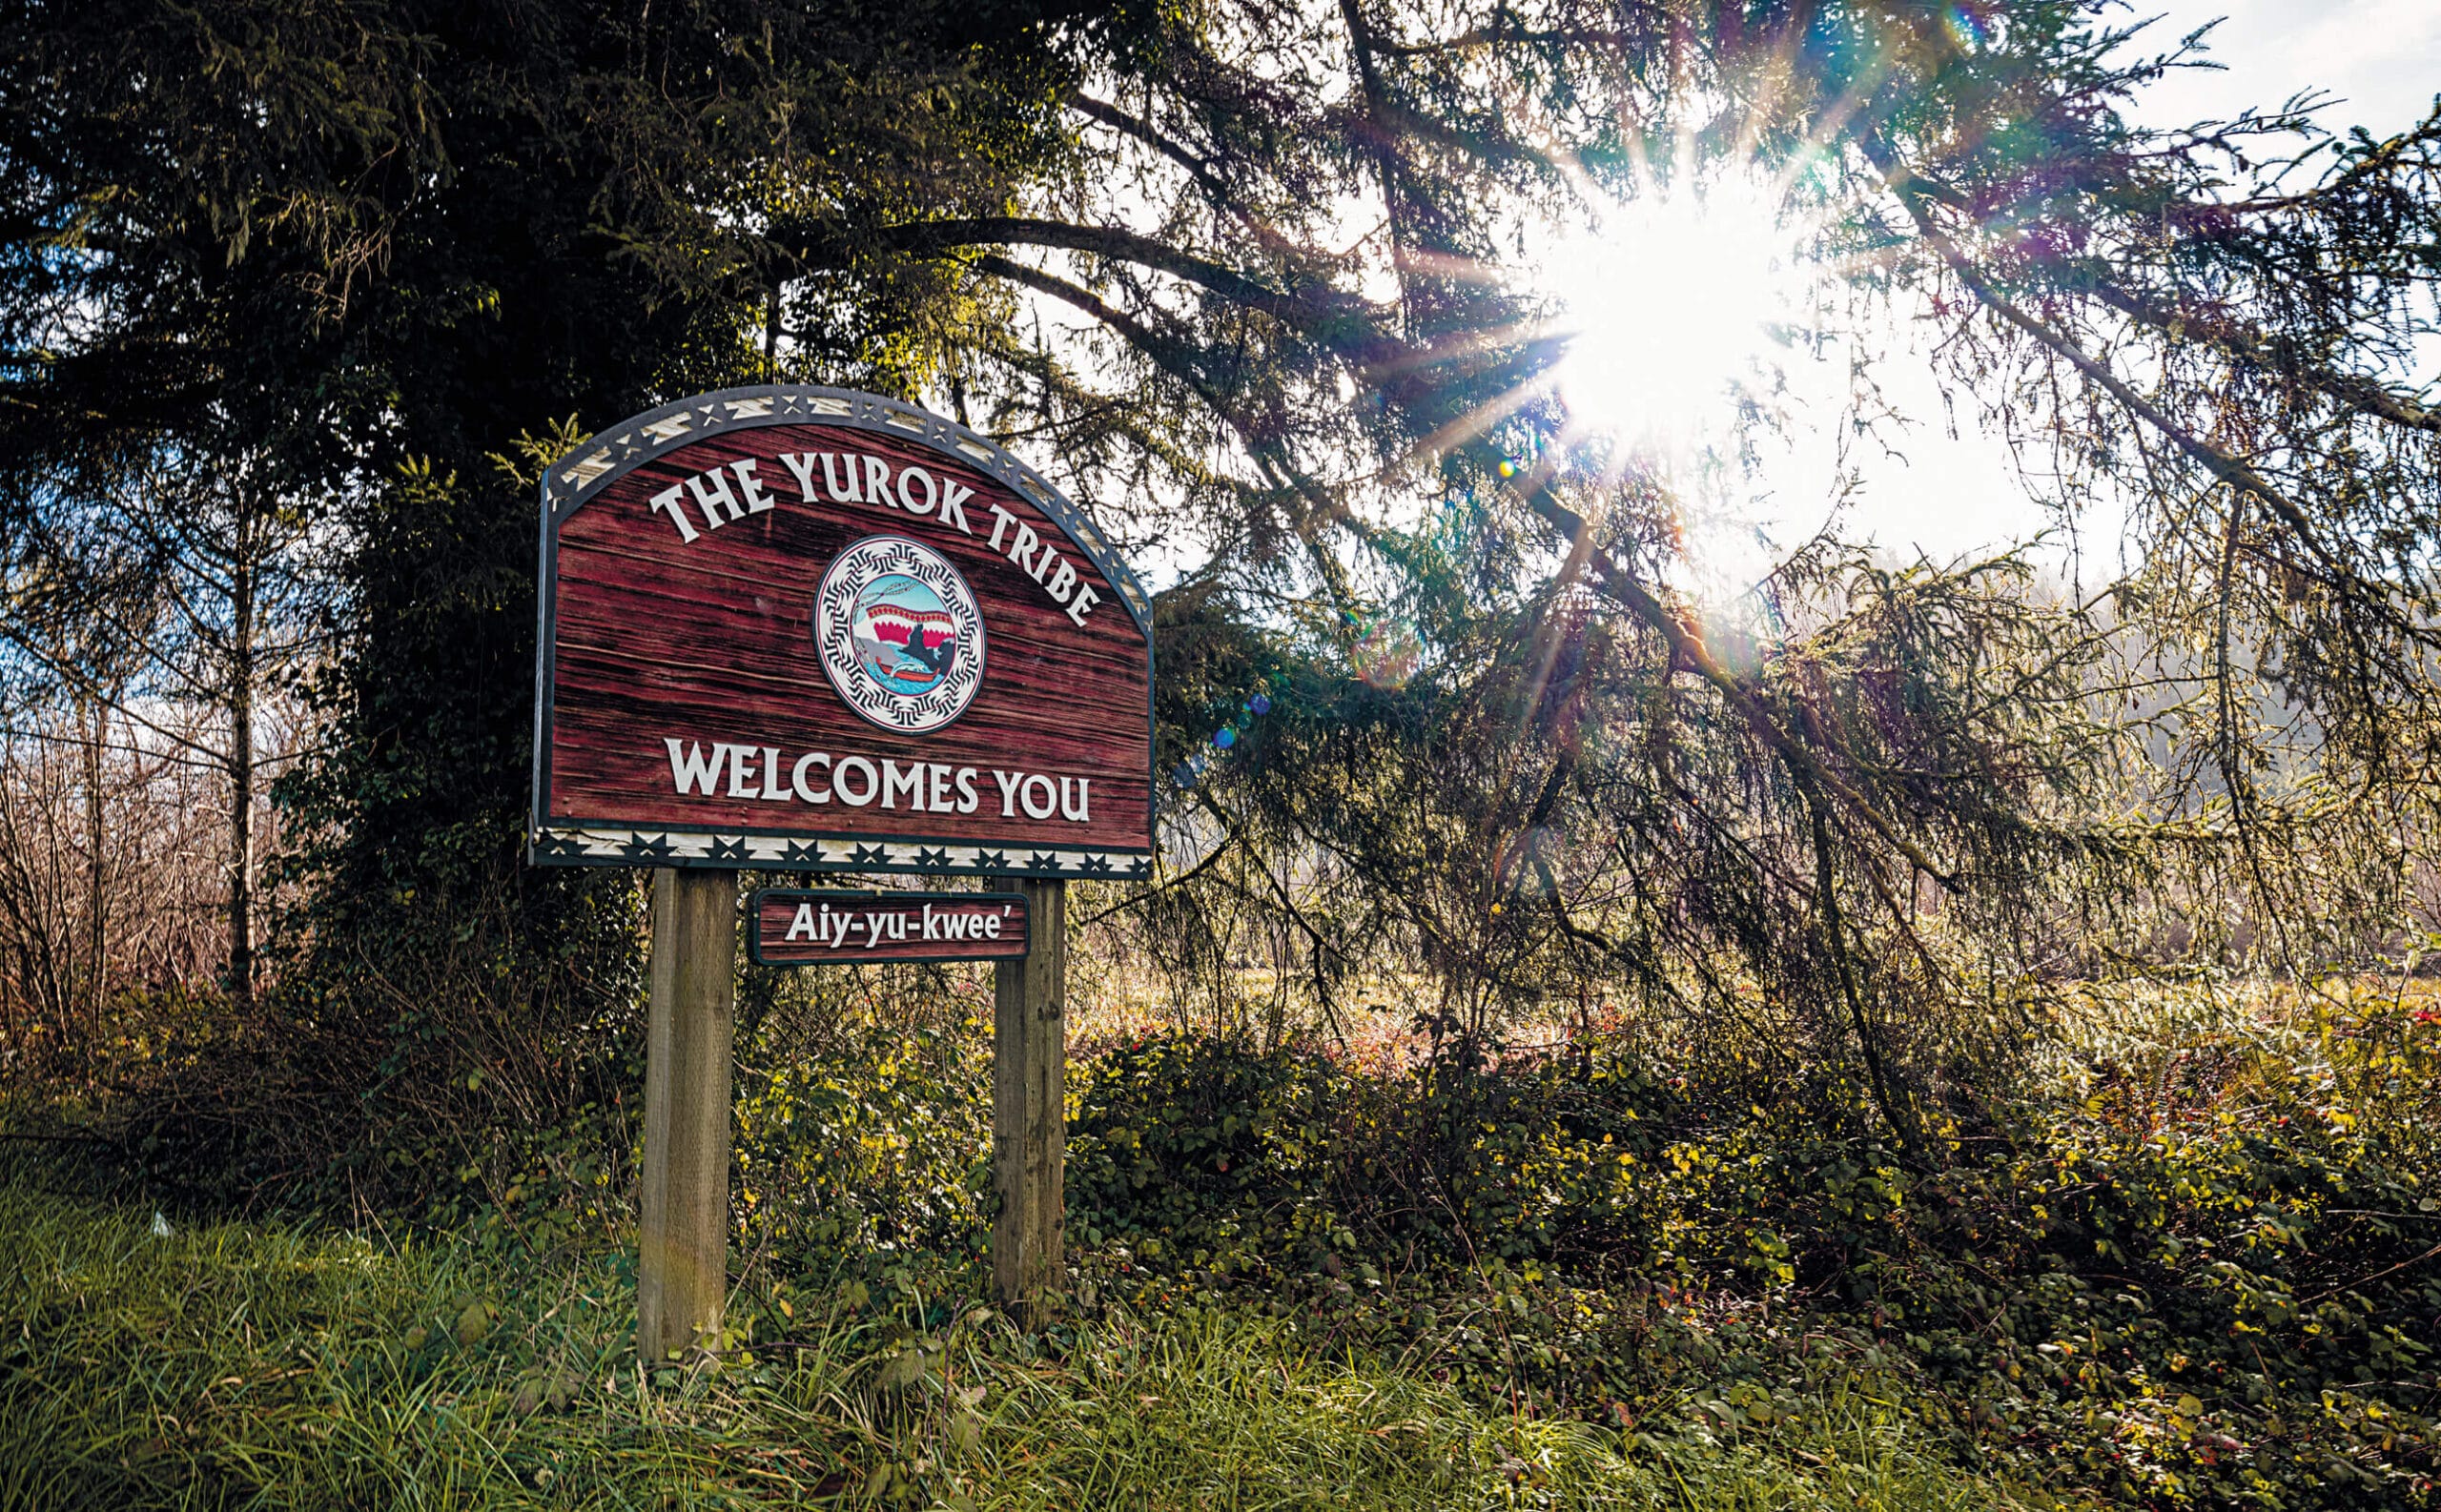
[81,695,107,1035]
[227,550,255,1014]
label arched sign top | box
[541,384,1154,636]
[529,385,1156,881]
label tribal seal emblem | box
[813,535,987,733]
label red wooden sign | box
[748,889,1028,966]
[530,387,1154,879]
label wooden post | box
[639,867,737,1361]
[993,876,1067,1321]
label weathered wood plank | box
[993,876,1067,1322]
[638,868,736,1360]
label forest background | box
[1,1,2438,1507]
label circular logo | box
[813,535,986,733]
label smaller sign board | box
[749,889,1027,966]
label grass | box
[0,1165,2062,1511]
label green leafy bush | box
[1062,998,2440,1510]
[1067,1032,1672,1275]
[733,1016,994,1264]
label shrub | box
[1063,997,2441,1510]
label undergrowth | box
[5,981,2432,1509]
[0,1166,2036,1510]
[1053,986,2441,1510]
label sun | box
[1539,170,1811,445]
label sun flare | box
[1540,172,1813,445]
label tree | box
[6,0,2437,1161]
[0,0,1101,1182]
[769,0,2441,1135]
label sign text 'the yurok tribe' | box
[645,449,1105,628]
[529,387,1155,878]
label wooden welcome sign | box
[530,384,1155,878]
[530,386,1142,1349]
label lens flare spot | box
[1353,620,1424,689]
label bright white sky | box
[2135,0,2441,133]
[1813,1,2441,569]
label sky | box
[2133,0,2441,134]
[1803,0,2441,568]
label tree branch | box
[783,215,1371,336]
[1862,134,2356,587]
[1503,470,1962,888]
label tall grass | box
[0,1167,2056,1509]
